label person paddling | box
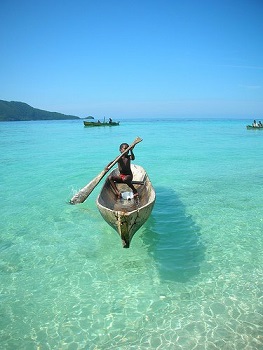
[106,143,138,199]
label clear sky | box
[1,0,263,118]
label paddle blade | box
[70,169,106,204]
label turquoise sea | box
[1,118,263,349]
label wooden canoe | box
[96,164,155,248]
[83,121,120,127]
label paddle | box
[69,136,143,204]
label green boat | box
[83,121,120,127]
[246,125,263,130]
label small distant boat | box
[246,125,263,130]
[96,164,155,248]
[83,121,120,127]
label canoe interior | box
[97,165,153,211]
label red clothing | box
[120,174,126,181]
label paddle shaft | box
[70,137,143,204]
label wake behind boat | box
[96,164,155,248]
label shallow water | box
[0,118,262,349]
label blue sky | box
[1,0,263,118]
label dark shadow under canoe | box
[141,186,206,283]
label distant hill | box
[0,100,80,121]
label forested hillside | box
[0,100,80,121]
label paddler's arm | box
[130,147,135,160]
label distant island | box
[0,100,80,121]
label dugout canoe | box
[96,164,155,248]
[83,121,120,127]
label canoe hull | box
[83,121,119,127]
[246,125,263,130]
[96,164,155,248]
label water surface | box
[0,118,262,349]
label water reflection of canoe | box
[246,125,263,130]
[83,121,120,127]
[96,164,155,248]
